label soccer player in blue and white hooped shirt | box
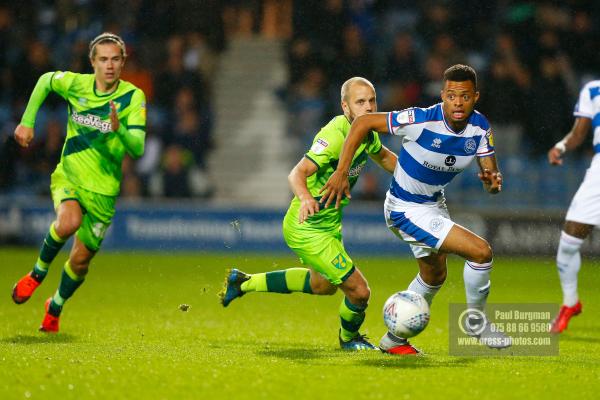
[546,79,600,334]
[321,64,511,354]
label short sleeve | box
[387,110,415,136]
[305,129,342,169]
[573,84,594,119]
[476,129,495,157]
[49,71,77,99]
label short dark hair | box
[443,64,477,89]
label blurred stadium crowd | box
[0,0,599,208]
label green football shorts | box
[282,212,355,285]
[50,166,116,251]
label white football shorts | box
[384,197,455,258]
[565,160,600,226]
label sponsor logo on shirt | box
[486,130,495,147]
[71,110,112,133]
[423,160,459,172]
[310,138,329,154]
[348,163,364,178]
[431,138,442,148]
[445,155,456,166]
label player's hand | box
[548,147,564,166]
[478,168,502,194]
[298,197,320,224]
[319,170,350,209]
[110,100,120,132]
[14,124,34,148]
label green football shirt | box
[286,115,382,230]
[21,71,146,196]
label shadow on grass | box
[257,347,337,361]
[1,333,77,344]
[560,335,600,344]
[359,356,477,369]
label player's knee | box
[55,215,82,237]
[351,284,371,305]
[69,261,89,277]
[423,268,447,286]
[312,280,337,295]
[472,241,493,264]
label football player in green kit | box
[219,77,397,350]
[11,32,146,333]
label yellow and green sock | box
[240,268,312,294]
[32,223,67,283]
[48,261,85,317]
[339,297,366,342]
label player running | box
[11,32,146,332]
[547,80,600,333]
[321,65,511,354]
[219,77,397,350]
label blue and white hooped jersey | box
[573,80,600,155]
[385,103,494,206]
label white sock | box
[556,231,583,307]
[464,260,492,311]
[407,273,442,306]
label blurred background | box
[1,0,599,255]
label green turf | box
[1,248,599,399]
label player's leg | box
[409,253,447,305]
[41,236,95,333]
[380,252,446,355]
[12,200,82,304]
[219,266,331,307]
[337,266,377,350]
[439,224,493,311]
[220,222,339,306]
[438,224,511,348]
[40,188,113,332]
[551,172,600,332]
[550,220,592,333]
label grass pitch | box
[1,248,599,400]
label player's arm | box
[369,145,397,174]
[14,72,55,147]
[288,157,319,224]
[548,117,591,166]
[476,155,502,194]
[320,113,389,208]
[110,91,146,159]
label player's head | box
[440,64,479,126]
[89,32,127,89]
[341,77,377,122]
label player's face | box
[91,43,125,91]
[441,80,479,129]
[343,83,377,122]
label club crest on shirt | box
[464,138,477,154]
[311,138,329,154]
